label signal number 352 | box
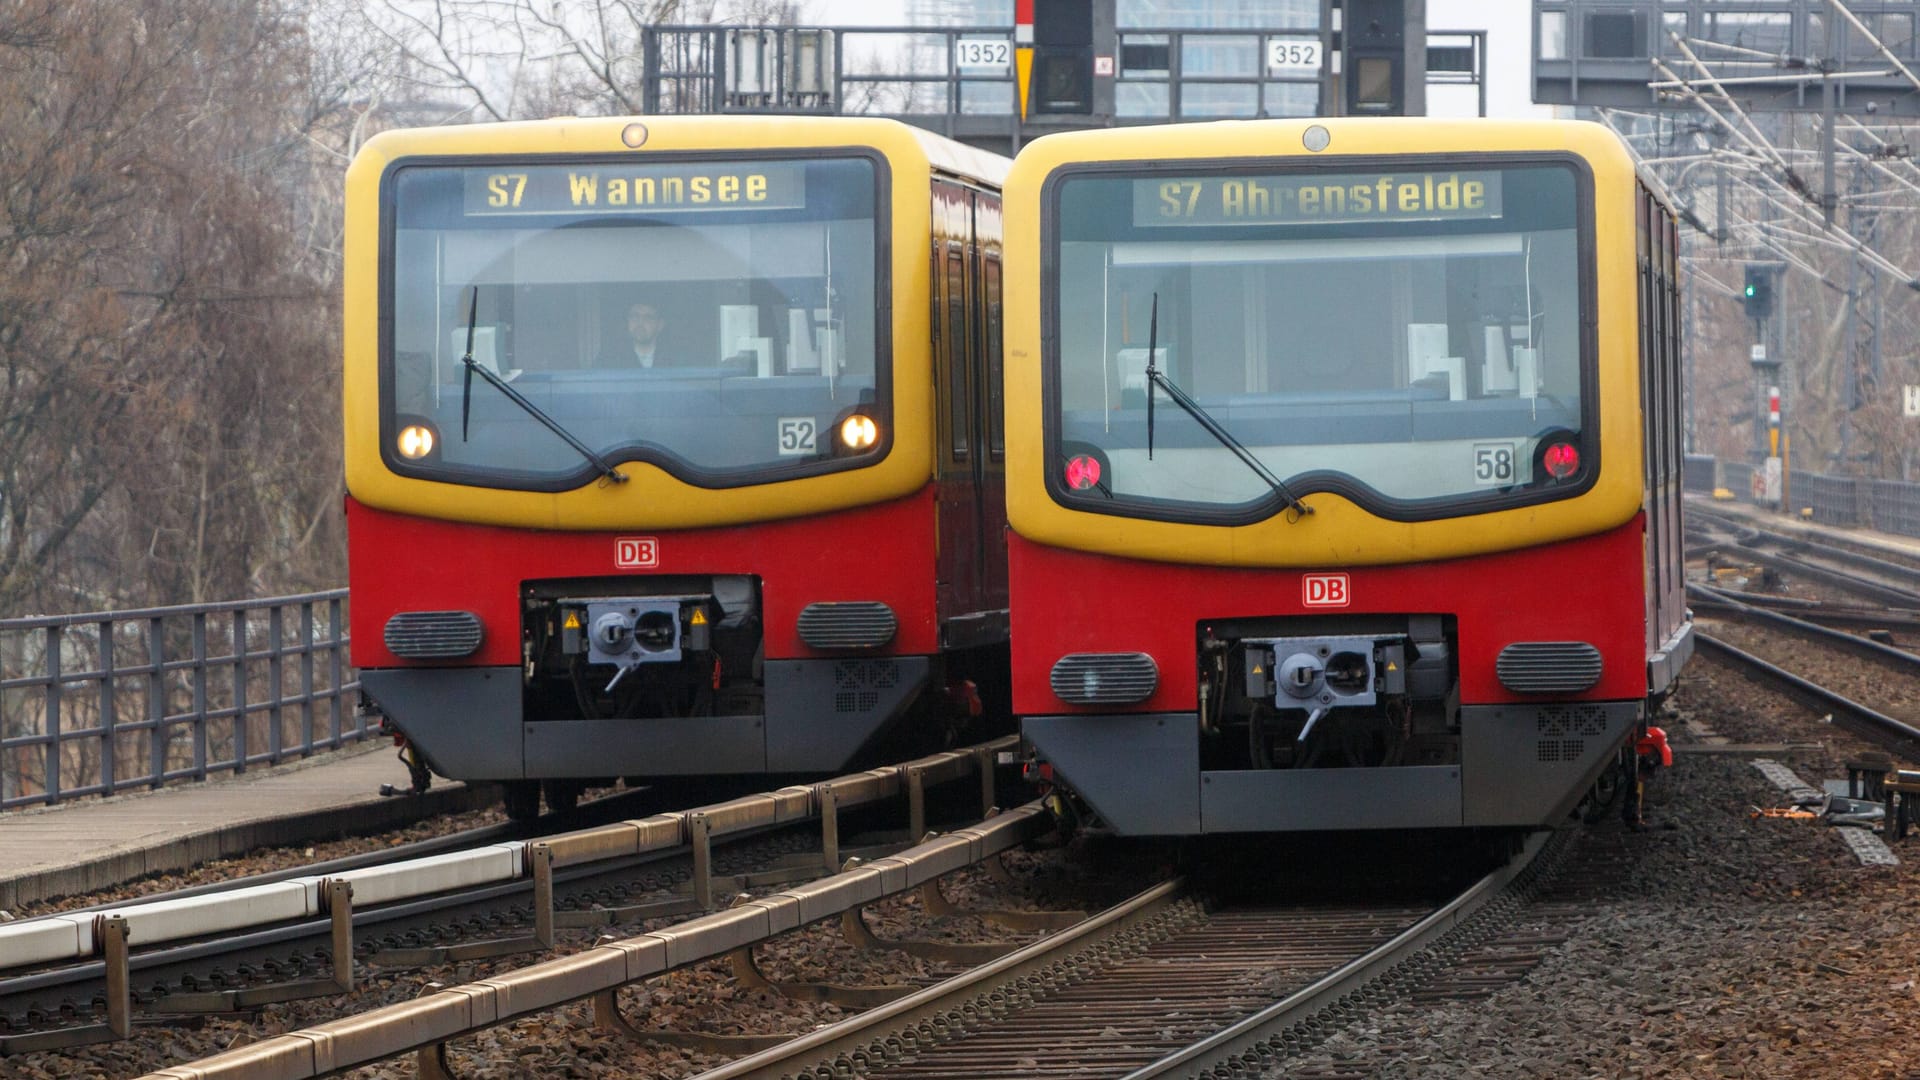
[1473,443,1515,485]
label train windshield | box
[384,154,882,488]
[1048,161,1589,520]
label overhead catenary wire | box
[1631,54,1920,286]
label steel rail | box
[135,803,1051,1080]
[1120,830,1549,1079]
[2,739,1015,1053]
[1690,593,1920,635]
[4,739,1010,972]
[0,815,783,1017]
[34,822,522,920]
[21,777,732,923]
[4,858,606,1005]
[1760,535,1920,586]
[1696,633,1920,762]
[1694,529,1920,608]
[1690,505,1920,577]
[1688,583,1920,670]
[1733,547,1920,607]
[684,879,1187,1080]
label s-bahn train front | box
[343,117,1010,817]
[1003,119,1692,836]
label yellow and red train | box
[1001,118,1691,835]
[343,117,1011,818]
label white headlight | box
[397,424,437,460]
[839,415,879,451]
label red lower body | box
[1010,516,1651,716]
[348,489,942,670]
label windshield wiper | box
[457,288,627,485]
[1143,293,1311,519]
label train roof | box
[1008,117,1635,184]
[355,114,1009,190]
[908,126,1012,189]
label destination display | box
[464,162,807,216]
[1134,169,1505,227]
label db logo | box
[615,537,659,569]
[1302,572,1351,607]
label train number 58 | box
[1473,443,1515,485]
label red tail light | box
[1065,454,1103,491]
[1543,442,1580,480]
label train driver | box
[598,300,671,368]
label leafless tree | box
[0,0,354,614]
[1616,109,1920,482]
[348,0,828,121]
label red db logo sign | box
[615,537,659,569]
[1303,573,1350,608]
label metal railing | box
[1,591,357,811]
[640,24,1024,131]
[1111,27,1326,121]
[633,24,1348,135]
[1782,467,1911,533]
[1693,453,1920,545]
[1683,452,1719,493]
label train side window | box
[947,248,971,460]
[984,256,1004,459]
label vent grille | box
[1535,704,1607,765]
[798,602,897,650]
[1498,642,1604,694]
[833,659,900,714]
[384,611,483,660]
[1537,739,1587,763]
[1051,653,1158,706]
[1538,704,1609,737]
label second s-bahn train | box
[1001,118,1692,836]
[343,116,1012,818]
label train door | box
[1638,187,1687,670]
[934,181,984,626]
[974,199,1010,613]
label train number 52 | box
[778,417,817,455]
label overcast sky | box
[1428,0,1550,118]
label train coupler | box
[1042,789,1080,836]
[380,736,434,797]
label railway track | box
[687,832,1562,1080]
[108,803,1054,1079]
[1688,583,1920,672]
[1686,589,1920,640]
[1680,577,1920,764]
[20,778,699,922]
[1696,506,1920,575]
[0,740,1016,1054]
[108,826,1569,1080]
[0,815,823,1042]
[1692,630,1920,763]
[1689,508,1920,607]
[1685,513,1920,765]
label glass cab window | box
[1048,161,1589,521]
[385,155,882,488]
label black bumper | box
[361,657,931,781]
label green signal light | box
[1744,284,1757,297]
